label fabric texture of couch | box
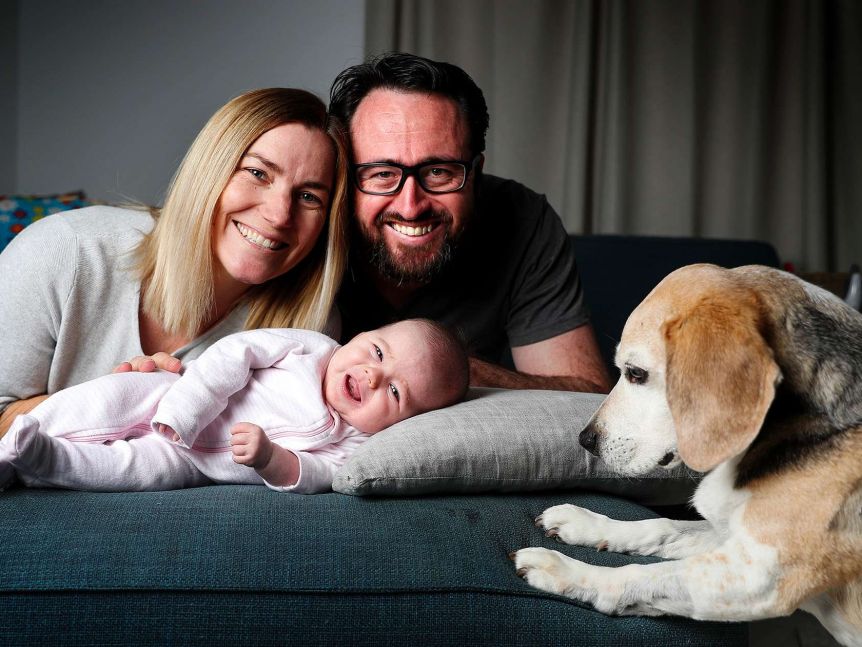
[0,486,747,646]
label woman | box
[0,88,348,437]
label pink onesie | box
[0,329,368,493]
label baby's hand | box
[230,422,273,469]
[157,423,180,442]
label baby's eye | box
[374,344,383,361]
[389,383,400,401]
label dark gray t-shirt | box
[337,175,589,363]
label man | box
[329,52,610,393]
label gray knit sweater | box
[0,206,246,415]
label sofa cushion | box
[0,485,746,646]
[333,388,696,504]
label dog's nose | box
[579,426,599,455]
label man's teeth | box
[391,222,436,237]
[235,222,285,250]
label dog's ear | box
[664,290,781,472]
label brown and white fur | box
[512,264,862,646]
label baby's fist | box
[157,423,180,442]
[230,422,272,469]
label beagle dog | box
[512,264,862,646]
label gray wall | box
[10,0,365,204]
[0,0,17,192]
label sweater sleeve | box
[152,329,327,448]
[0,218,77,414]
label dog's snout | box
[579,426,599,456]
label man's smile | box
[390,222,438,237]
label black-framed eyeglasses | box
[352,156,480,196]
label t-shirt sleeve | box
[0,219,76,414]
[505,196,590,348]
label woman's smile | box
[233,221,288,251]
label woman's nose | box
[262,191,294,227]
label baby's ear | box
[664,290,781,472]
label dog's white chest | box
[693,460,749,529]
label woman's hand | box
[112,352,182,375]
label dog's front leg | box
[512,542,781,621]
[537,504,722,559]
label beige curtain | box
[365,0,862,272]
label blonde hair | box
[136,88,349,337]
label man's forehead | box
[351,89,469,157]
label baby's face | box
[323,320,445,434]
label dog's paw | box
[536,504,611,549]
[511,547,593,599]
[512,548,638,615]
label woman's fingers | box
[111,353,181,374]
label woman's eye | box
[374,344,383,361]
[300,191,323,205]
[389,383,400,401]
[245,168,266,181]
[625,365,648,385]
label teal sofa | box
[0,486,746,646]
[0,234,780,645]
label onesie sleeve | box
[152,328,326,447]
[263,430,368,494]
[0,218,76,415]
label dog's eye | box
[625,365,648,385]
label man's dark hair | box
[329,52,490,157]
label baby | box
[0,319,468,494]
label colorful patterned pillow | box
[0,192,90,253]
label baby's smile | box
[345,374,361,402]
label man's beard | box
[354,210,458,287]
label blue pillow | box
[0,192,90,252]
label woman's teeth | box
[391,222,436,237]
[235,222,285,250]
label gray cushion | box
[333,388,697,503]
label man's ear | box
[664,290,781,472]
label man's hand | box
[113,352,182,375]
[230,422,273,469]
